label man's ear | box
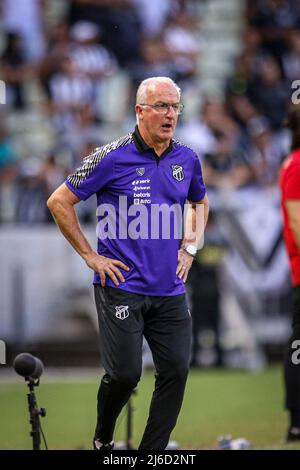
[135,104,143,121]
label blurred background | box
[0,0,299,372]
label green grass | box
[0,366,299,450]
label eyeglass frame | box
[138,102,184,115]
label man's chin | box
[159,129,174,141]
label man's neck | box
[138,126,170,157]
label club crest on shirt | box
[115,305,129,320]
[171,164,184,182]
[136,167,145,176]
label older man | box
[47,77,209,450]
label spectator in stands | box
[130,38,177,92]
[225,27,263,103]
[202,130,254,190]
[178,99,239,159]
[38,22,73,97]
[42,154,67,201]
[225,52,259,131]
[133,0,173,38]
[15,157,47,223]
[246,116,286,185]
[70,21,117,80]
[243,25,264,57]
[248,55,290,131]
[163,10,202,84]
[15,153,67,223]
[1,0,46,61]
[56,103,105,163]
[66,0,142,67]
[47,56,95,133]
[282,28,300,81]
[1,32,31,109]
[246,0,300,60]
[0,121,15,170]
[0,120,17,222]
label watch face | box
[186,245,197,256]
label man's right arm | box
[47,183,129,286]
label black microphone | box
[13,353,44,380]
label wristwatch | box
[181,244,197,257]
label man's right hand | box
[84,252,130,287]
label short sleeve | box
[187,155,206,202]
[65,147,115,200]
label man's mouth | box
[161,123,173,130]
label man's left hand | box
[176,249,194,283]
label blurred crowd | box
[0,0,204,222]
[0,0,299,224]
[181,0,300,193]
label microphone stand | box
[26,377,46,450]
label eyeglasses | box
[139,103,184,115]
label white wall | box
[0,226,96,343]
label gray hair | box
[136,77,181,104]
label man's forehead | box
[147,83,179,102]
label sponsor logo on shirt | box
[133,186,151,191]
[132,179,152,205]
[133,192,151,198]
[132,179,151,185]
[133,198,151,205]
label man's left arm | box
[176,194,209,282]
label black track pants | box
[94,285,192,450]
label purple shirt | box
[66,127,206,296]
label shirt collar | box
[132,125,175,155]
